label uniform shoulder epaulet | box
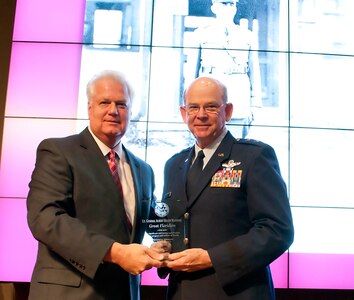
[169,147,191,159]
[235,138,265,147]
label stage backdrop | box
[1,0,354,289]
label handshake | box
[104,240,212,275]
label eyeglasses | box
[183,104,225,115]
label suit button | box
[183,238,189,245]
[184,212,189,219]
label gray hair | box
[86,70,134,103]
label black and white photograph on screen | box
[147,0,290,141]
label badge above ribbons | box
[210,160,242,188]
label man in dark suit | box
[161,77,294,299]
[26,70,166,300]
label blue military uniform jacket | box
[161,131,294,300]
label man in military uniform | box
[193,0,262,138]
[160,77,293,299]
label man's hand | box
[151,240,172,254]
[104,242,167,275]
[165,248,212,272]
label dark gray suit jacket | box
[162,131,294,300]
[27,128,155,300]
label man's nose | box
[108,102,118,114]
[196,106,208,117]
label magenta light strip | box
[289,252,354,289]
[12,0,85,42]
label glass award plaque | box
[143,198,189,252]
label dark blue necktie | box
[187,150,205,199]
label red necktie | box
[108,150,132,232]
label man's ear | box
[225,103,233,122]
[87,101,92,116]
[180,106,188,123]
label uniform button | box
[184,212,189,219]
[183,238,189,245]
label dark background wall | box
[0,0,354,299]
[0,0,16,157]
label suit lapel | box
[187,132,235,208]
[79,128,114,180]
[180,148,195,200]
[123,146,142,241]
[79,128,133,236]
[79,129,122,192]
